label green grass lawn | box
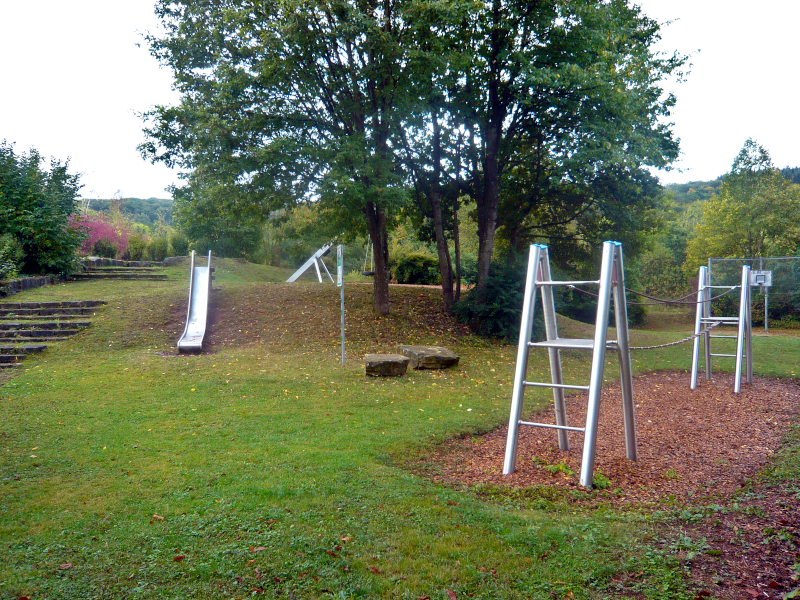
[1,261,798,599]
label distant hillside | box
[82,197,173,226]
[665,179,722,205]
[665,166,799,205]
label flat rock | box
[364,353,409,377]
[396,345,460,370]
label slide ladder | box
[690,265,752,393]
[503,242,637,489]
[177,251,213,353]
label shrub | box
[146,236,169,261]
[392,251,440,285]
[0,234,25,280]
[170,231,190,256]
[454,258,543,341]
[93,237,118,258]
[0,141,82,274]
[71,213,129,257]
[122,235,148,261]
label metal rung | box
[524,381,590,391]
[710,353,739,357]
[529,338,617,350]
[706,285,739,289]
[535,279,600,287]
[519,420,586,433]
[710,335,737,339]
[701,317,739,322]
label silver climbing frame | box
[690,265,752,393]
[286,244,335,283]
[503,242,637,489]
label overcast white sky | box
[1,1,798,199]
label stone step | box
[0,321,90,331]
[84,267,162,273]
[71,273,168,281]
[0,311,95,319]
[0,354,25,364]
[0,362,23,369]
[0,330,80,339]
[0,344,47,355]
[0,300,106,309]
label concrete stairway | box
[0,300,105,368]
[71,258,168,281]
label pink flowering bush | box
[69,213,131,257]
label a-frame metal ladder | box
[503,241,637,489]
[690,265,752,393]
[286,243,335,283]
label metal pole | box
[690,266,706,389]
[579,242,615,488]
[703,268,712,381]
[337,245,345,365]
[734,265,750,393]
[504,245,543,475]
[611,244,637,462]
[539,248,569,451]
[764,285,769,332]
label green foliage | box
[171,183,262,259]
[84,197,173,226]
[92,237,118,258]
[685,139,800,273]
[122,235,147,261]
[0,140,82,274]
[0,233,24,280]
[169,231,189,256]
[391,251,440,285]
[665,179,723,205]
[146,236,169,262]
[454,258,542,341]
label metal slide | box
[177,251,213,352]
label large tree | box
[447,0,685,286]
[685,139,800,272]
[142,0,452,315]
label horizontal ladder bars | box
[519,420,586,433]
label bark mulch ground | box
[418,372,800,599]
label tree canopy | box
[684,139,800,273]
[142,0,686,313]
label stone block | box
[364,353,410,377]
[396,345,460,370]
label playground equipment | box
[504,242,637,489]
[690,265,752,393]
[286,244,334,283]
[362,242,375,276]
[178,251,213,353]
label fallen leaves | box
[249,546,266,553]
[152,514,164,520]
[173,555,186,562]
[446,590,457,600]
[58,563,72,570]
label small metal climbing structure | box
[286,244,335,283]
[503,241,637,489]
[690,265,752,393]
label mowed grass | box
[1,261,798,599]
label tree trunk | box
[429,109,454,311]
[431,193,454,311]
[453,197,461,303]
[365,201,390,315]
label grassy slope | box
[1,261,797,599]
